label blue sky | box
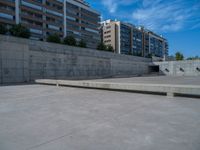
[87,0,200,57]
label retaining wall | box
[154,60,200,76]
[0,35,151,84]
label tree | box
[175,52,184,61]
[0,24,7,34]
[78,40,87,48]
[146,53,152,58]
[63,36,76,46]
[97,42,107,51]
[128,51,132,55]
[9,24,30,38]
[47,34,61,43]
[138,52,142,57]
[187,56,200,60]
[106,45,114,52]
[132,51,142,57]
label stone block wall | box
[0,35,151,84]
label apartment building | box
[143,29,169,58]
[65,0,101,48]
[0,0,16,28]
[101,19,119,53]
[0,0,101,48]
[120,22,132,55]
[101,20,168,58]
[132,26,143,56]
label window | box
[46,9,63,17]
[0,12,14,20]
[21,1,42,10]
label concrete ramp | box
[35,79,200,98]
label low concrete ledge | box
[35,79,200,98]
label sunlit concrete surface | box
[0,84,200,150]
[35,76,200,97]
[88,76,200,85]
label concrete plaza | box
[0,84,200,150]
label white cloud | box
[102,0,117,13]
[102,0,138,13]
[132,0,196,32]
[101,0,200,32]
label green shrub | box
[146,54,152,58]
[78,40,87,48]
[133,51,142,57]
[47,34,61,43]
[0,24,7,34]
[106,45,114,52]
[187,56,200,60]
[97,42,107,51]
[9,24,30,38]
[63,36,76,46]
[128,51,133,55]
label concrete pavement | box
[0,84,200,150]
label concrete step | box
[35,79,200,98]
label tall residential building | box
[101,19,119,53]
[0,0,101,49]
[101,20,168,58]
[143,29,169,58]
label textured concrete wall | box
[0,41,29,84]
[154,60,200,76]
[0,35,151,84]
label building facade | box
[144,29,169,58]
[101,20,119,53]
[101,20,168,58]
[0,0,101,48]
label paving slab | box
[0,85,200,150]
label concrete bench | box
[35,79,200,98]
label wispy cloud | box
[132,0,200,32]
[102,0,117,13]
[101,0,200,32]
[102,0,138,13]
